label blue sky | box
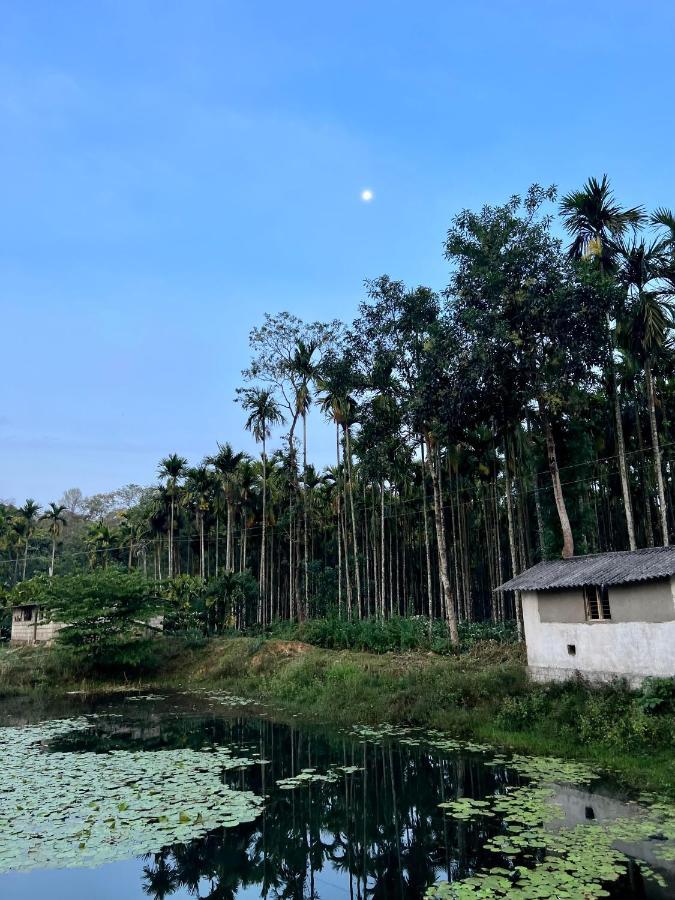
[1,0,674,504]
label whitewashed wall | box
[522,579,675,686]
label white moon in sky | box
[361,189,374,202]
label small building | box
[11,605,63,645]
[10,605,163,645]
[498,547,675,687]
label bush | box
[266,616,518,655]
[637,677,675,715]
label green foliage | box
[494,679,675,756]
[161,572,259,635]
[267,616,516,654]
[9,571,163,676]
[637,676,675,714]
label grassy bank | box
[1,636,673,798]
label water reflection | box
[1,696,672,899]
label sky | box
[1,0,674,505]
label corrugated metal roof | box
[497,546,675,592]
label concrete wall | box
[11,606,63,645]
[522,581,675,686]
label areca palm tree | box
[560,175,646,551]
[40,502,68,576]
[291,339,319,616]
[238,387,285,618]
[318,376,361,618]
[18,499,41,580]
[208,443,247,573]
[85,522,114,569]
[157,453,187,577]
[617,236,673,545]
[184,465,214,579]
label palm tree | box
[238,387,285,621]
[18,499,41,580]
[291,339,319,617]
[617,236,673,545]
[318,377,361,618]
[40,502,68,576]
[85,522,114,569]
[560,175,646,551]
[184,465,213,579]
[208,443,247,573]
[157,453,187,577]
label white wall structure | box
[522,579,675,687]
[10,606,63,645]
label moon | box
[360,189,374,202]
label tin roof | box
[497,546,675,592]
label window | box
[567,644,576,656]
[22,607,33,622]
[584,586,611,621]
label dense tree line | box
[2,178,674,644]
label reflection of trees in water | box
[139,714,511,899]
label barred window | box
[584,586,611,621]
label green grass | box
[1,635,673,799]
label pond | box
[0,692,673,899]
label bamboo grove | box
[2,178,675,644]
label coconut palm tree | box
[157,453,187,577]
[40,502,68,576]
[17,499,41,580]
[560,175,646,551]
[238,387,285,621]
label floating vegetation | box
[429,750,673,899]
[0,717,264,874]
[124,694,166,702]
[202,690,255,708]
[350,723,413,740]
[276,764,363,790]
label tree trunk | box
[539,400,574,558]
[612,372,636,550]
[303,411,309,618]
[336,425,343,618]
[425,435,459,646]
[260,435,267,624]
[504,440,523,640]
[420,440,434,625]
[50,537,56,577]
[344,425,362,619]
[226,500,234,571]
[646,360,669,546]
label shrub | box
[637,677,675,715]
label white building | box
[10,605,163,645]
[498,547,675,687]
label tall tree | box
[238,387,285,619]
[560,175,646,550]
[18,499,41,580]
[40,502,68,576]
[157,454,187,577]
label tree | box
[157,454,188,577]
[40,503,68,576]
[617,236,673,545]
[17,499,41,580]
[237,387,285,620]
[560,175,646,550]
[13,571,163,675]
[208,443,247,574]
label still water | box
[0,692,672,899]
